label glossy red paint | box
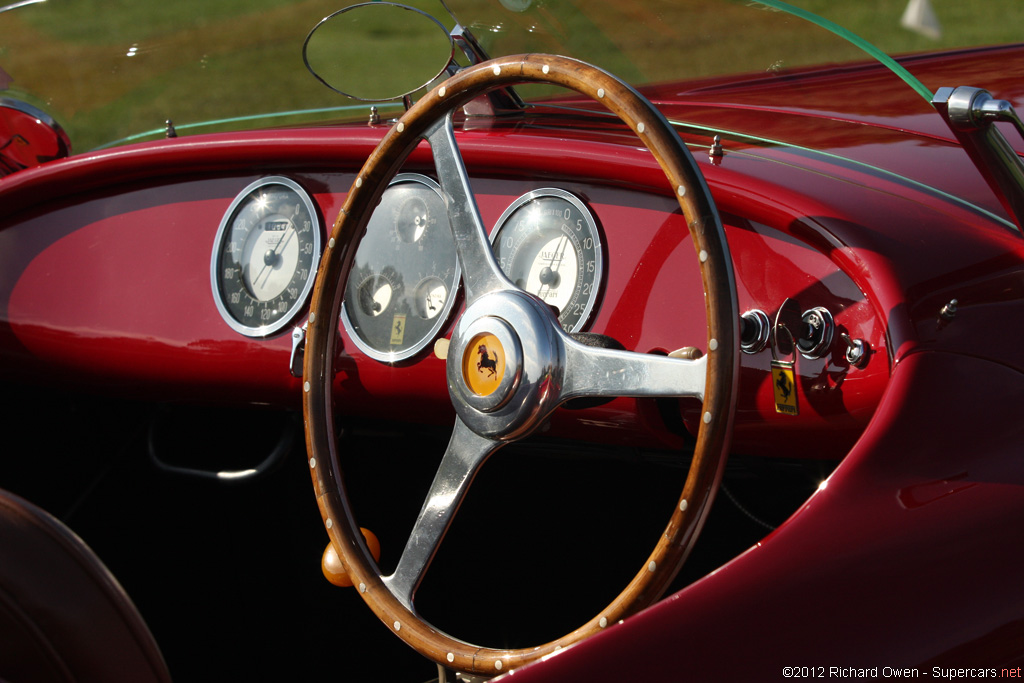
[1,121,903,454]
[500,350,1024,679]
[4,80,1022,442]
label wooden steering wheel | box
[303,54,738,676]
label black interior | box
[0,383,833,680]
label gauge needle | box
[538,235,568,299]
[253,225,295,291]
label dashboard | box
[2,153,889,461]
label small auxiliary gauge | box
[211,177,322,337]
[491,188,603,332]
[341,174,461,362]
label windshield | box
[2,0,1021,153]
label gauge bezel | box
[211,176,322,338]
[341,173,462,363]
[490,187,603,332]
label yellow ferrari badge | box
[390,315,406,345]
[771,360,798,415]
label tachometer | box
[491,188,603,332]
[211,176,321,337]
[341,174,460,362]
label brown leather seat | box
[0,489,172,683]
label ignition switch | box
[796,307,834,360]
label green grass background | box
[1,0,1020,152]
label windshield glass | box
[2,0,1021,153]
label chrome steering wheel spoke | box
[384,417,498,609]
[560,336,707,402]
[427,116,513,304]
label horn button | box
[447,290,564,440]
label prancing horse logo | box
[477,344,499,378]
[775,367,793,401]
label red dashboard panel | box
[0,151,891,458]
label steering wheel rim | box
[303,54,738,675]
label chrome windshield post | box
[933,86,1024,234]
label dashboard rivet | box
[637,122,646,134]
[597,87,605,99]
[703,412,712,424]
[709,338,718,351]
[680,498,688,512]
[648,561,657,572]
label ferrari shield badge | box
[390,314,406,346]
[771,360,798,415]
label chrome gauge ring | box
[211,176,321,337]
[491,188,603,332]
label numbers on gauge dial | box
[212,177,321,337]
[491,189,603,332]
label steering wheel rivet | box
[303,381,310,392]
[709,338,718,351]
[542,64,550,74]
[328,237,335,249]
[492,65,501,76]
[325,518,333,529]
[309,457,316,469]
[439,86,446,97]
[495,660,503,671]
[599,616,608,628]
[597,87,605,99]
[447,653,455,663]
[680,498,689,512]
[677,185,686,197]
[355,177,363,188]
[637,122,646,134]
[699,250,708,263]
[703,412,712,424]
[648,561,657,572]
[397,122,405,133]
[309,312,315,323]
[359,582,366,593]
[394,621,401,632]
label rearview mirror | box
[303,2,455,102]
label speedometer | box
[211,176,321,337]
[491,188,603,332]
